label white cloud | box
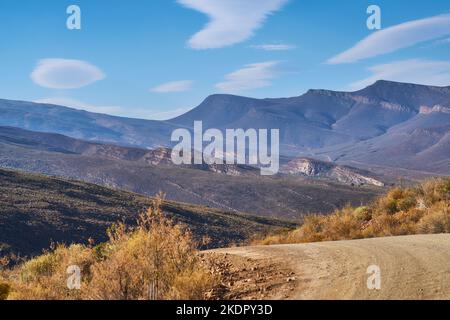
[251,44,296,51]
[150,80,194,93]
[146,108,192,120]
[35,97,123,115]
[328,14,450,64]
[35,97,190,121]
[435,37,450,45]
[349,59,450,90]
[215,61,281,93]
[31,59,105,89]
[177,0,289,49]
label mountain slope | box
[1,81,448,152]
[1,80,449,174]
[326,108,450,173]
[172,81,450,151]
[0,126,258,176]
[0,127,381,219]
[0,168,295,257]
[0,99,176,148]
[280,157,384,186]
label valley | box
[0,80,449,300]
[0,126,382,219]
[1,0,450,304]
[0,168,294,257]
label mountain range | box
[0,168,295,256]
[0,126,381,219]
[1,80,449,175]
[1,79,448,255]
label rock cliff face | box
[140,147,258,176]
[281,158,384,186]
[419,105,450,114]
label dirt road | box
[211,234,450,300]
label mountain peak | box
[305,88,349,97]
[365,80,449,91]
[203,93,258,102]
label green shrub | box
[353,206,372,222]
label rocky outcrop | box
[140,147,258,176]
[281,158,384,187]
[419,105,450,114]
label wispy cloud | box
[434,37,450,45]
[349,59,450,90]
[328,14,450,64]
[215,61,281,93]
[150,80,194,93]
[146,108,191,120]
[31,59,105,89]
[35,97,190,120]
[251,44,296,51]
[35,97,123,115]
[177,0,289,49]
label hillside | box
[256,178,450,245]
[0,168,295,257]
[280,157,384,186]
[324,109,450,173]
[0,99,176,148]
[0,127,382,219]
[0,126,258,176]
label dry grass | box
[0,167,295,258]
[256,178,450,245]
[0,194,218,300]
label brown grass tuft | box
[1,193,218,300]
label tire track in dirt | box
[211,234,450,300]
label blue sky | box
[0,0,449,119]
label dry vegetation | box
[1,176,448,301]
[0,194,218,300]
[256,178,450,245]
[0,168,295,257]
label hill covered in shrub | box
[258,178,450,245]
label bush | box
[0,283,10,300]
[418,203,450,234]
[353,206,372,222]
[1,194,218,300]
[256,178,450,245]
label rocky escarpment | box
[139,147,258,176]
[419,105,450,114]
[281,158,384,187]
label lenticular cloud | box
[328,14,450,64]
[31,58,105,89]
[177,0,289,49]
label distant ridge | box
[0,126,382,219]
[0,167,294,256]
[0,80,449,174]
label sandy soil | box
[200,252,297,300]
[208,234,450,300]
